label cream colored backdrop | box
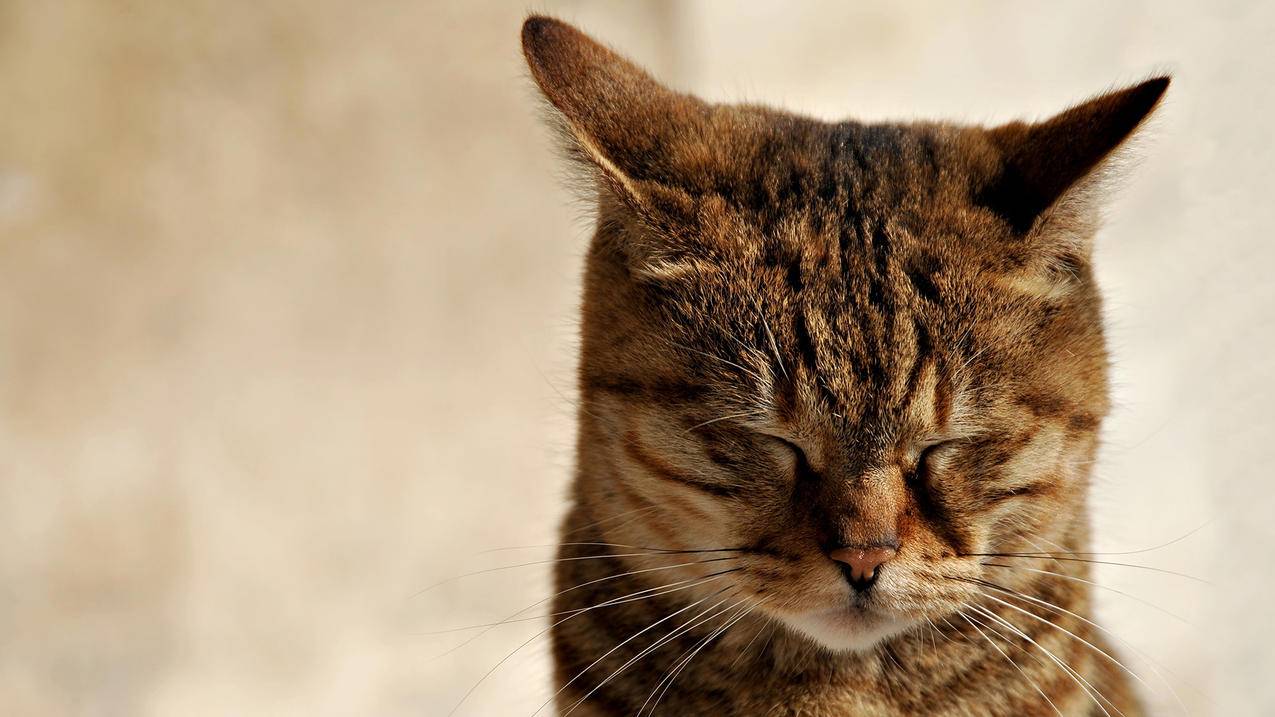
[0,1,1270,715]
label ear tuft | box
[979,76,1170,234]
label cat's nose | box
[829,544,897,591]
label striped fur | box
[523,16,1166,716]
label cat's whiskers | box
[963,551,1209,584]
[663,339,767,386]
[531,585,734,716]
[923,612,953,645]
[559,590,744,717]
[683,410,769,434]
[966,603,1120,717]
[416,549,743,597]
[758,311,788,380]
[952,321,977,357]
[422,567,741,636]
[1016,522,1210,558]
[958,574,1194,715]
[1010,530,1210,586]
[725,332,775,384]
[958,611,1065,717]
[641,597,761,716]
[479,540,745,555]
[974,587,1154,700]
[979,562,1194,627]
[971,608,1121,717]
[563,504,663,537]
[922,616,939,650]
[880,644,905,674]
[729,597,785,669]
[431,555,743,661]
[603,507,670,537]
[940,614,972,645]
[447,569,744,716]
[955,340,999,377]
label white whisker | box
[444,572,738,716]
[968,604,1120,717]
[683,410,767,434]
[664,339,767,385]
[977,589,1155,700]
[641,598,758,716]
[759,312,788,380]
[970,577,1193,716]
[531,586,731,716]
[980,562,1193,627]
[430,556,739,661]
[959,611,1063,717]
[416,551,738,597]
[560,592,742,717]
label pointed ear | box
[521,16,708,217]
[978,77,1170,235]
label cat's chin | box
[781,606,912,653]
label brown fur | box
[522,15,1166,716]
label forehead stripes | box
[774,214,948,431]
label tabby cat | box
[522,15,1167,716]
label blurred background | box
[0,0,1270,714]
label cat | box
[522,14,1167,716]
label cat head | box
[523,16,1166,652]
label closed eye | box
[768,434,806,461]
[911,440,956,483]
[763,434,811,479]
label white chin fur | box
[781,609,912,652]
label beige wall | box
[0,1,1269,714]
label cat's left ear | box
[978,77,1170,239]
[521,16,709,230]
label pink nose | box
[829,546,898,584]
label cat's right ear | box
[521,16,706,225]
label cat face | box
[524,17,1165,652]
